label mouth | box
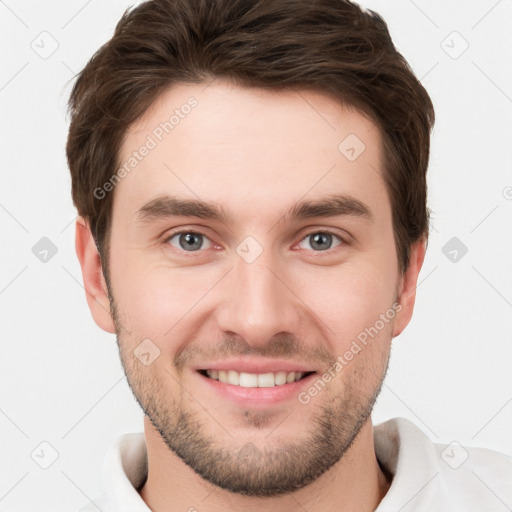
[195,364,318,407]
[198,369,316,388]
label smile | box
[202,369,314,388]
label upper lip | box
[194,358,316,374]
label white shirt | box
[77,418,512,511]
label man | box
[67,0,512,510]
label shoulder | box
[433,440,512,508]
[375,417,512,511]
[74,432,148,512]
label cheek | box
[109,256,221,339]
[296,260,398,348]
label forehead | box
[114,79,389,226]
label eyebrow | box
[135,193,373,225]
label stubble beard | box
[108,288,390,497]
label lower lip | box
[196,371,316,406]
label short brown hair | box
[66,0,434,274]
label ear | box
[75,217,116,333]
[392,239,427,337]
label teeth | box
[227,370,240,385]
[275,371,287,386]
[257,373,275,387]
[239,372,258,387]
[205,369,306,387]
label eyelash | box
[163,229,347,255]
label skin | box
[76,79,426,511]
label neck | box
[139,417,390,512]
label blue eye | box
[167,232,213,252]
[298,232,343,251]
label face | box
[81,80,422,496]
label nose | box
[215,247,302,348]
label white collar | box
[84,417,510,512]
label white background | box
[1,0,511,510]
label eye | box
[167,232,213,252]
[297,231,343,251]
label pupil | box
[311,233,331,251]
[180,233,202,251]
